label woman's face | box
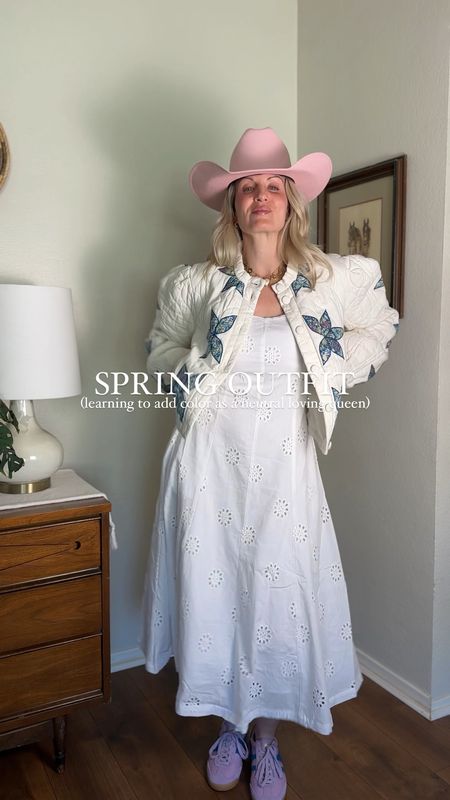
[233,174,289,237]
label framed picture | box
[317,155,406,317]
[0,124,10,191]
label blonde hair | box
[203,177,332,289]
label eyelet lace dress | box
[139,313,363,735]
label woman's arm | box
[340,255,399,389]
[145,264,198,390]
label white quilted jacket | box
[145,252,399,454]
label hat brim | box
[189,153,332,211]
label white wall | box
[298,0,450,711]
[433,62,450,704]
[0,0,298,660]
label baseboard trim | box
[111,647,146,673]
[430,692,450,721]
[355,646,450,721]
[110,645,450,721]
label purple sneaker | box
[249,729,287,800]
[206,730,249,791]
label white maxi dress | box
[139,312,363,735]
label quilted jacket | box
[145,252,399,454]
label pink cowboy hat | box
[189,127,333,211]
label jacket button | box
[295,325,302,333]
[281,296,290,305]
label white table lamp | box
[0,284,81,493]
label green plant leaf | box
[0,399,11,424]
[0,424,13,446]
[0,403,24,477]
[0,399,19,433]
[0,444,25,478]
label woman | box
[140,128,399,800]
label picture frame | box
[0,124,10,191]
[317,155,406,317]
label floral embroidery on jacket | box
[219,267,245,296]
[332,387,341,405]
[291,273,311,295]
[368,364,376,379]
[302,310,344,365]
[202,309,237,364]
[374,277,385,289]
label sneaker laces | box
[208,732,249,766]
[254,738,284,786]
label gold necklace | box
[242,259,287,286]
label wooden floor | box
[2,662,450,800]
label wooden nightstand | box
[0,472,111,772]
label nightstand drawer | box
[0,519,100,589]
[0,636,103,719]
[0,575,102,655]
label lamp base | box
[1,400,63,492]
[0,477,51,494]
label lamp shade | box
[0,284,81,399]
